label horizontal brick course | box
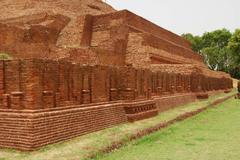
[0,59,233,150]
[0,1,234,151]
[0,103,127,150]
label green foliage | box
[181,33,203,52]
[228,29,240,65]
[182,28,240,79]
[0,53,12,60]
[202,29,232,48]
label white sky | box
[106,0,240,36]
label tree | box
[182,28,240,79]
[200,29,232,72]
[201,46,232,72]
[228,29,240,79]
[228,29,240,64]
[181,33,202,53]
[202,29,231,48]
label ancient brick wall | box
[0,10,211,70]
[0,1,235,151]
[90,10,204,68]
[90,12,129,66]
[94,10,192,49]
[0,103,126,150]
[142,33,203,63]
[150,64,198,75]
[125,32,205,69]
[0,0,116,48]
[0,59,230,110]
[0,14,70,58]
[0,59,233,150]
[125,32,150,68]
[155,93,197,112]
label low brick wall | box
[0,59,233,150]
[124,99,158,122]
[0,103,127,150]
[0,90,233,150]
[154,93,196,112]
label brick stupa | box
[0,0,233,150]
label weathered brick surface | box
[0,59,233,150]
[0,6,232,81]
[124,100,158,122]
[154,93,197,112]
[91,10,203,68]
[0,1,234,151]
[0,103,127,150]
[0,0,115,47]
[93,10,192,49]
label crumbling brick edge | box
[87,93,236,159]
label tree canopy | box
[182,28,240,79]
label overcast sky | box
[107,0,240,36]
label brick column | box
[118,66,136,100]
[151,72,158,96]
[157,72,163,96]
[109,68,118,101]
[165,73,171,94]
[176,74,182,92]
[0,61,6,109]
[170,73,176,94]
[41,60,59,109]
[91,66,110,103]
[143,69,152,99]
[191,73,200,92]
[58,61,74,106]
[183,75,187,92]
[82,66,92,104]
[72,65,82,105]
[0,61,4,96]
[181,74,185,92]
[3,60,24,109]
[21,59,43,110]
[186,75,191,92]
[80,14,93,47]
[162,72,168,94]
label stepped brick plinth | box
[0,0,234,150]
[124,100,158,122]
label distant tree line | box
[182,28,240,79]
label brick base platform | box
[0,90,232,150]
[0,103,127,150]
[124,100,158,122]
[196,92,209,99]
[154,93,197,112]
[224,89,232,93]
[0,1,234,152]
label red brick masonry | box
[0,59,233,150]
[0,1,234,151]
[0,102,127,150]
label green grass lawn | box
[93,98,240,160]
[0,92,236,160]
